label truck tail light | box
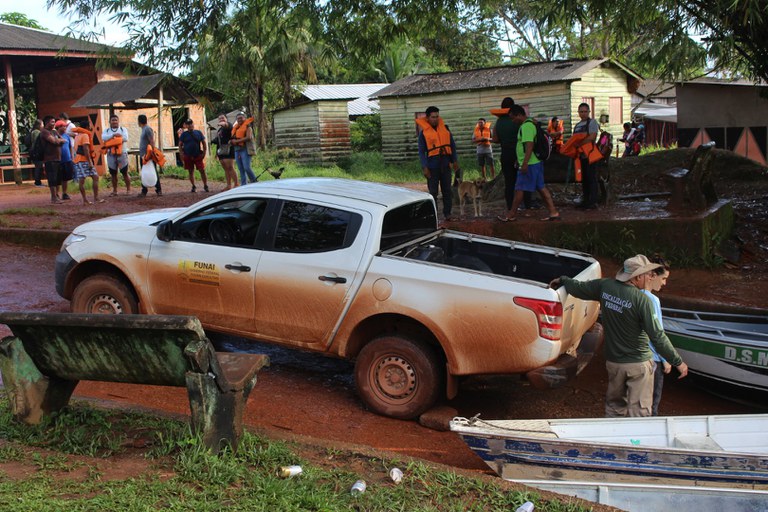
[513,297,563,340]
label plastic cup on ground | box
[389,467,403,483]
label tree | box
[191,1,322,148]
[0,12,46,30]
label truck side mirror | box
[156,219,174,242]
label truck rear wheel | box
[355,335,442,419]
[71,274,138,315]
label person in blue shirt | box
[644,255,672,415]
[55,120,74,201]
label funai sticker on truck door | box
[177,259,220,286]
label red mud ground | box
[0,175,767,475]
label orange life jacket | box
[473,123,492,146]
[72,128,96,164]
[547,119,564,144]
[415,116,453,157]
[560,132,604,164]
[231,117,254,146]
[489,108,510,118]
[142,144,167,168]
[101,135,124,154]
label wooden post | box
[157,84,164,155]
[3,57,21,184]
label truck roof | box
[234,178,432,209]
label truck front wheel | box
[355,335,443,419]
[71,274,138,315]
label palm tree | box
[198,0,325,148]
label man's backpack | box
[524,119,552,161]
[29,133,45,162]
[597,130,613,159]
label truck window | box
[380,200,437,250]
[272,201,362,253]
[175,198,267,247]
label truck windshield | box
[380,200,437,250]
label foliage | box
[639,142,678,156]
[0,12,45,29]
[0,398,591,511]
[350,114,382,153]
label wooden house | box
[676,78,768,166]
[374,59,639,163]
[272,84,387,164]
[0,22,207,182]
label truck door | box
[251,199,370,348]
[146,197,268,333]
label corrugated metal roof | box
[0,22,120,54]
[72,74,198,108]
[374,59,633,98]
[297,84,387,116]
[636,79,676,99]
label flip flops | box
[497,215,517,222]
[541,214,561,221]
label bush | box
[350,114,382,152]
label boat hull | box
[451,415,768,484]
[662,308,768,401]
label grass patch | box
[0,207,56,216]
[0,398,589,511]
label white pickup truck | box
[55,178,602,418]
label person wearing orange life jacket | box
[138,114,162,197]
[72,120,102,204]
[417,106,461,221]
[548,116,564,152]
[230,111,258,185]
[472,117,495,179]
[102,115,131,197]
[572,103,601,209]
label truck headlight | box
[61,233,86,251]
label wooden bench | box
[0,312,269,453]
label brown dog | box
[458,178,486,217]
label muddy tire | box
[355,335,443,419]
[71,274,138,315]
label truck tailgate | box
[558,260,602,355]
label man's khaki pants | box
[605,360,654,417]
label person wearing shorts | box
[72,121,103,204]
[55,120,74,200]
[497,105,559,222]
[178,118,209,193]
[102,115,131,196]
[472,118,495,179]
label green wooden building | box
[374,59,640,163]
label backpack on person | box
[597,130,613,159]
[29,133,45,162]
[524,119,553,161]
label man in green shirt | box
[497,105,559,222]
[549,254,689,417]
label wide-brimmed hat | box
[615,254,662,282]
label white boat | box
[512,479,768,512]
[450,414,768,482]
[662,307,768,401]
[451,414,768,510]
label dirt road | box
[0,242,762,474]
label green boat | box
[663,307,768,401]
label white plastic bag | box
[140,161,157,187]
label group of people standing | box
[415,97,608,223]
[211,111,258,189]
[28,112,101,204]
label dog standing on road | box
[458,178,486,217]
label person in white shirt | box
[102,115,131,196]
